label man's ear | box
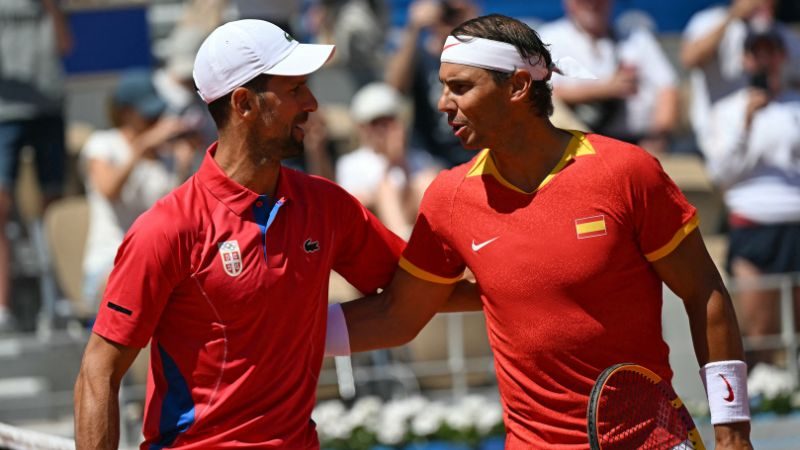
[509,69,533,103]
[231,87,256,120]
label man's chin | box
[459,140,483,151]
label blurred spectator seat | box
[42,196,90,318]
[658,153,725,236]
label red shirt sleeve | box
[401,175,465,283]
[623,150,698,261]
[92,208,191,348]
[332,187,405,294]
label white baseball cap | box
[350,82,404,124]
[193,20,335,103]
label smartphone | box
[749,71,769,90]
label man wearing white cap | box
[332,14,752,449]
[74,20,426,449]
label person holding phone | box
[682,0,800,155]
[538,0,680,155]
[80,69,197,313]
[703,27,800,367]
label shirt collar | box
[197,143,297,216]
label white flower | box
[348,396,383,429]
[411,402,446,436]
[312,399,346,435]
[444,404,473,431]
[748,363,797,399]
[475,402,503,434]
[791,391,800,409]
[325,419,356,440]
[376,420,407,445]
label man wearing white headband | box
[333,14,752,449]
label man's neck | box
[488,121,574,193]
[215,135,281,197]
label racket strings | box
[596,370,696,450]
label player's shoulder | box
[281,165,359,207]
[129,178,201,241]
[584,133,662,175]
[425,154,475,196]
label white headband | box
[440,35,595,81]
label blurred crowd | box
[1,0,800,369]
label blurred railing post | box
[447,313,467,399]
[736,272,800,386]
[779,275,799,383]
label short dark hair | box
[450,14,554,117]
[207,74,272,129]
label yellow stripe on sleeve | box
[398,257,463,284]
[644,215,700,262]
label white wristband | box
[324,303,351,357]
[700,360,750,424]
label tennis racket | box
[587,363,706,450]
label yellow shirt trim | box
[398,257,462,284]
[644,215,700,262]
[465,130,595,194]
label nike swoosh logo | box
[471,237,499,252]
[442,42,462,51]
[719,374,735,402]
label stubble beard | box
[252,114,305,164]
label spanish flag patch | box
[575,215,607,239]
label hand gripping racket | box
[587,363,706,450]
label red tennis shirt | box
[92,144,403,449]
[401,132,698,449]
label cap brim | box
[265,43,336,76]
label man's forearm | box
[74,373,121,450]
[686,286,744,365]
[342,291,421,353]
[341,270,460,353]
[685,286,751,449]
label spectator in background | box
[336,82,440,238]
[80,70,196,313]
[153,26,218,151]
[703,28,800,367]
[231,0,301,33]
[0,0,72,331]
[539,0,679,156]
[385,0,479,167]
[682,0,800,155]
[305,0,388,87]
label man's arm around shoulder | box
[74,333,141,450]
[342,269,480,353]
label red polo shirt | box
[401,132,697,449]
[93,144,403,449]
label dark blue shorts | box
[727,222,800,275]
[0,115,66,196]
